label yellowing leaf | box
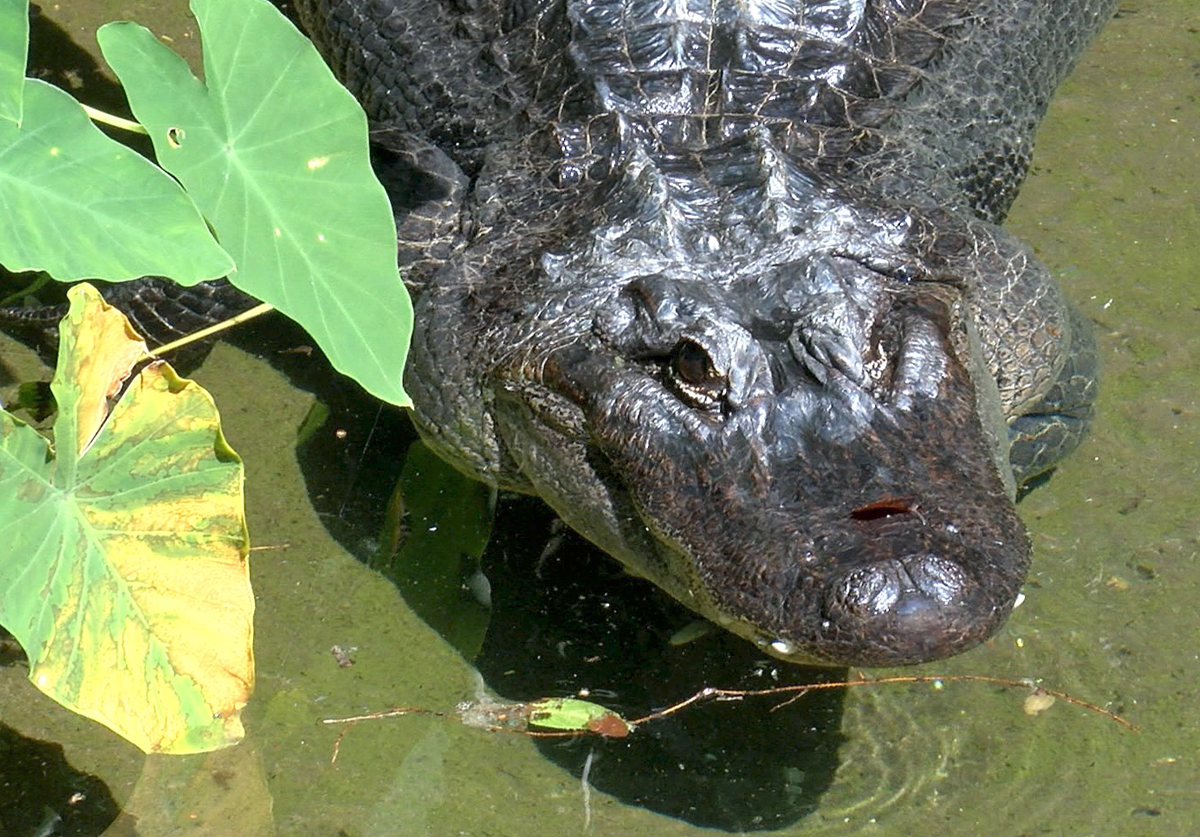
[55,287,149,458]
[0,284,253,754]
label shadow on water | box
[474,500,848,831]
[292,370,850,831]
[26,4,121,112]
[0,722,123,837]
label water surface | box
[0,1,1197,835]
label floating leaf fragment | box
[527,697,634,738]
[1023,689,1057,716]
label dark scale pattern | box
[289,0,1113,666]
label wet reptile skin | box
[292,0,1113,666]
[24,0,1114,666]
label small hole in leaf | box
[166,127,184,148]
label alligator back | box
[300,0,1115,219]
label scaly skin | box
[25,0,1110,666]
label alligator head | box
[476,137,1033,667]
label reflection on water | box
[300,387,850,831]
[475,497,846,831]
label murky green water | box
[1,1,1197,835]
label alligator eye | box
[668,340,726,408]
[675,342,711,384]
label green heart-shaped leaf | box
[0,0,28,125]
[0,77,234,282]
[99,0,412,406]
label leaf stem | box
[150,302,276,357]
[80,103,148,135]
[0,272,52,307]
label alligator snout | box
[532,293,1034,667]
[821,552,1003,666]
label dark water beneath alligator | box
[0,1,1197,835]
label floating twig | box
[319,672,1135,763]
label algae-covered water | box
[0,1,1197,835]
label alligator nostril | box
[903,554,968,605]
[833,564,901,616]
[850,497,917,522]
[828,554,971,622]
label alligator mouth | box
[725,409,1030,667]
[660,471,1031,667]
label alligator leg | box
[1008,304,1099,484]
[368,127,469,295]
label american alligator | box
[287,0,1118,667]
[22,0,1116,666]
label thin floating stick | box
[319,672,1136,763]
[323,707,449,763]
[322,706,446,725]
[627,674,1137,731]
